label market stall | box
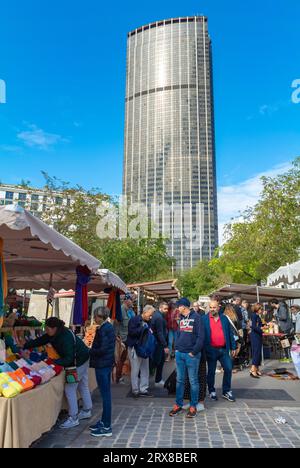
[128,279,180,311]
[0,372,65,448]
[210,283,300,304]
[267,260,300,289]
[0,204,127,448]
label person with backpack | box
[126,305,155,399]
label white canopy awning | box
[210,283,300,303]
[267,260,300,287]
[0,205,127,292]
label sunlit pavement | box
[33,360,300,448]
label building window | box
[18,193,26,201]
[31,194,39,201]
[56,197,63,205]
[31,203,39,211]
[5,192,14,200]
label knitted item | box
[8,369,35,392]
[73,266,91,325]
[21,367,42,387]
[7,362,19,371]
[44,359,63,375]
[45,344,60,360]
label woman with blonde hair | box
[224,305,242,356]
[250,303,264,378]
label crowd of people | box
[18,293,299,437]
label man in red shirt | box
[203,301,237,402]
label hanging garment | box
[107,290,122,322]
[73,266,91,325]
[0,238,8,328]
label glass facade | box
[123,16,219,271]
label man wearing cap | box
[169,298,204,418]
[203,300,237,403]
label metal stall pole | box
[45,273,53,320]
[22,289,27,314]
[137,287,141,315]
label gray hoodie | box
[275,302,293,334]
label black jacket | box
[89,322,116,369]
[126,315,146,348]
[151,311,168,348]
[24,326,90,368]
[233,305,243,329]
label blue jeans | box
[168,330,176,354]
[206,347,233,395]
[175,351,201,408]
[95,367,112,429]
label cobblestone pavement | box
[33,360,300,449]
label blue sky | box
[0,0,299,226]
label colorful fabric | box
[73,266,91,326]
[8,362,19,371]
[44,358,64,375]
[29,352,47,363]
[0,363,14,373]
[45,344,60,360]
[0,238,8,326]
[0,373,23,398]
[107,290,122,322]
[8,369,35,392]
[21,367,42,387]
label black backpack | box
[164,369,177,394]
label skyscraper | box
[123,16,218,271]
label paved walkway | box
[33,360,300,449]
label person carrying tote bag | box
[23,317,92,429]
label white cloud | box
[218,162,292,244]
[17,124,69,150]
[259,104,279,116]
[0,145,22,153]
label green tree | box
[177,259,231,299]
[41,173,174,283]
[220,157,300,283]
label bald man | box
[202,301,237,403]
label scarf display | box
[107,290,122,322]
[0,238,8,328]
[73,265,91,326]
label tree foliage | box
[178,158,300,298]
[41,173,174,284]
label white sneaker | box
[196,403,205,412]
[154,380,165,387]
[59,417,80,429]
[78,410,92,421]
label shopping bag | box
[280,339,290,349]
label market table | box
[0,373,65,448]
[263,333,285,360]
[0,369,98,448]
